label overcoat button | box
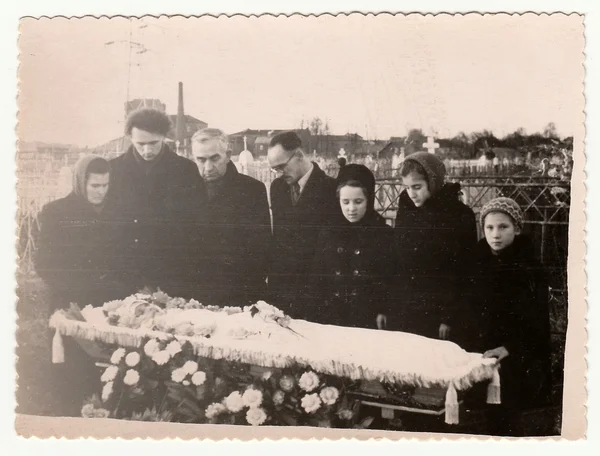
[134,219,138,223]
[334,292,340,297]
[353,270,360,276]
[335,270,341,276]
[337,247,344,253]
[354,249,360,255]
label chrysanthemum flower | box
[101,365,119,383]
[242,388,263,408]
[272,390,285,406]
[191,371,207,386]
[224,391,244,412]
[144,339,160,357]
[205,402,226,420]
[279,375,295,392]
[102,381,114,402]
[319,386,340,405]
[110,348,126,365]
[125,352,141,367]
[246,407,267,426]
[171,367,186,383]
[301,393,322,414]
[151,350,171,366]
[299,371,320,392]
[123,369,140,386]
[166,340,182,356]
[182,360,198,375]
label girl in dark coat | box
[308,165,393,328]
[473,197,552,436]
[390,152,477,342]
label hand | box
[376,314,387,330]
[439,323,451,340]
[483,346,509,361]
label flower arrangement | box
[204,367,361,427]
[81,335,363,428]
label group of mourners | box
[33,108,552,435]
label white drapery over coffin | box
[49,306,500,425]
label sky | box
[17,14,584,148]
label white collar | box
[296,162,314,193]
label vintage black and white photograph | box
[14,12,585,439]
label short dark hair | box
[269,131,302,151]
[125,109,172,136]
[400,159,427,180]
[86,157,110,178]
[337,157,347,167]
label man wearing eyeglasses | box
[267,131,338,319]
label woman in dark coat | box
[391,152,477,343]
[308,164,393,328]
[35,155,132,310]
[472,198,552,436]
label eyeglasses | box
[270,152,295,174]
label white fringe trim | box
[486,365,502,404]
[49,312,497,390]
[52,329,65,364]
[444,383,459,425]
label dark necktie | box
[291,182,301,205]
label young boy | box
[475,197,552,436]
[389,152,477,343]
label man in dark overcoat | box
[267,131,338,318]
[106,108,206,298]
[190,128,270,306]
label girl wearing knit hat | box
[390,152,477,343]
[471,197,552,436]
[308,165,393,328]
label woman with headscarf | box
[307,164,393,328]
[35,154,131,310]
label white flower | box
[205,402,226,420]
[125,352,141,367]
[279,375,295,392]
[299,371,320,392]
[143,339,160,357]
[301,393,322,414]
[93,408,110,419]
[224,391,244,413]
[337,409,354,420]
[261,370,273,381]
[242,388,263,408]
[171,367,187,383]
[81,403,95,418]
[151,350,171,366]
[272,390,285,406]
[191,371,207,386]
[182,360,198,375]
[102,381,113,402]
[110,348,126,365]
[166,340,182,356]
[100,365,119,383]
[246,407,267,426]
[319,386,340,405]
[123,369,140,386]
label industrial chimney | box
[175,82,185,152]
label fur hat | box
[402,151,447,195]
[480,197,524,231]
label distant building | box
[18,141,83,173]
[93,86,208,159]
